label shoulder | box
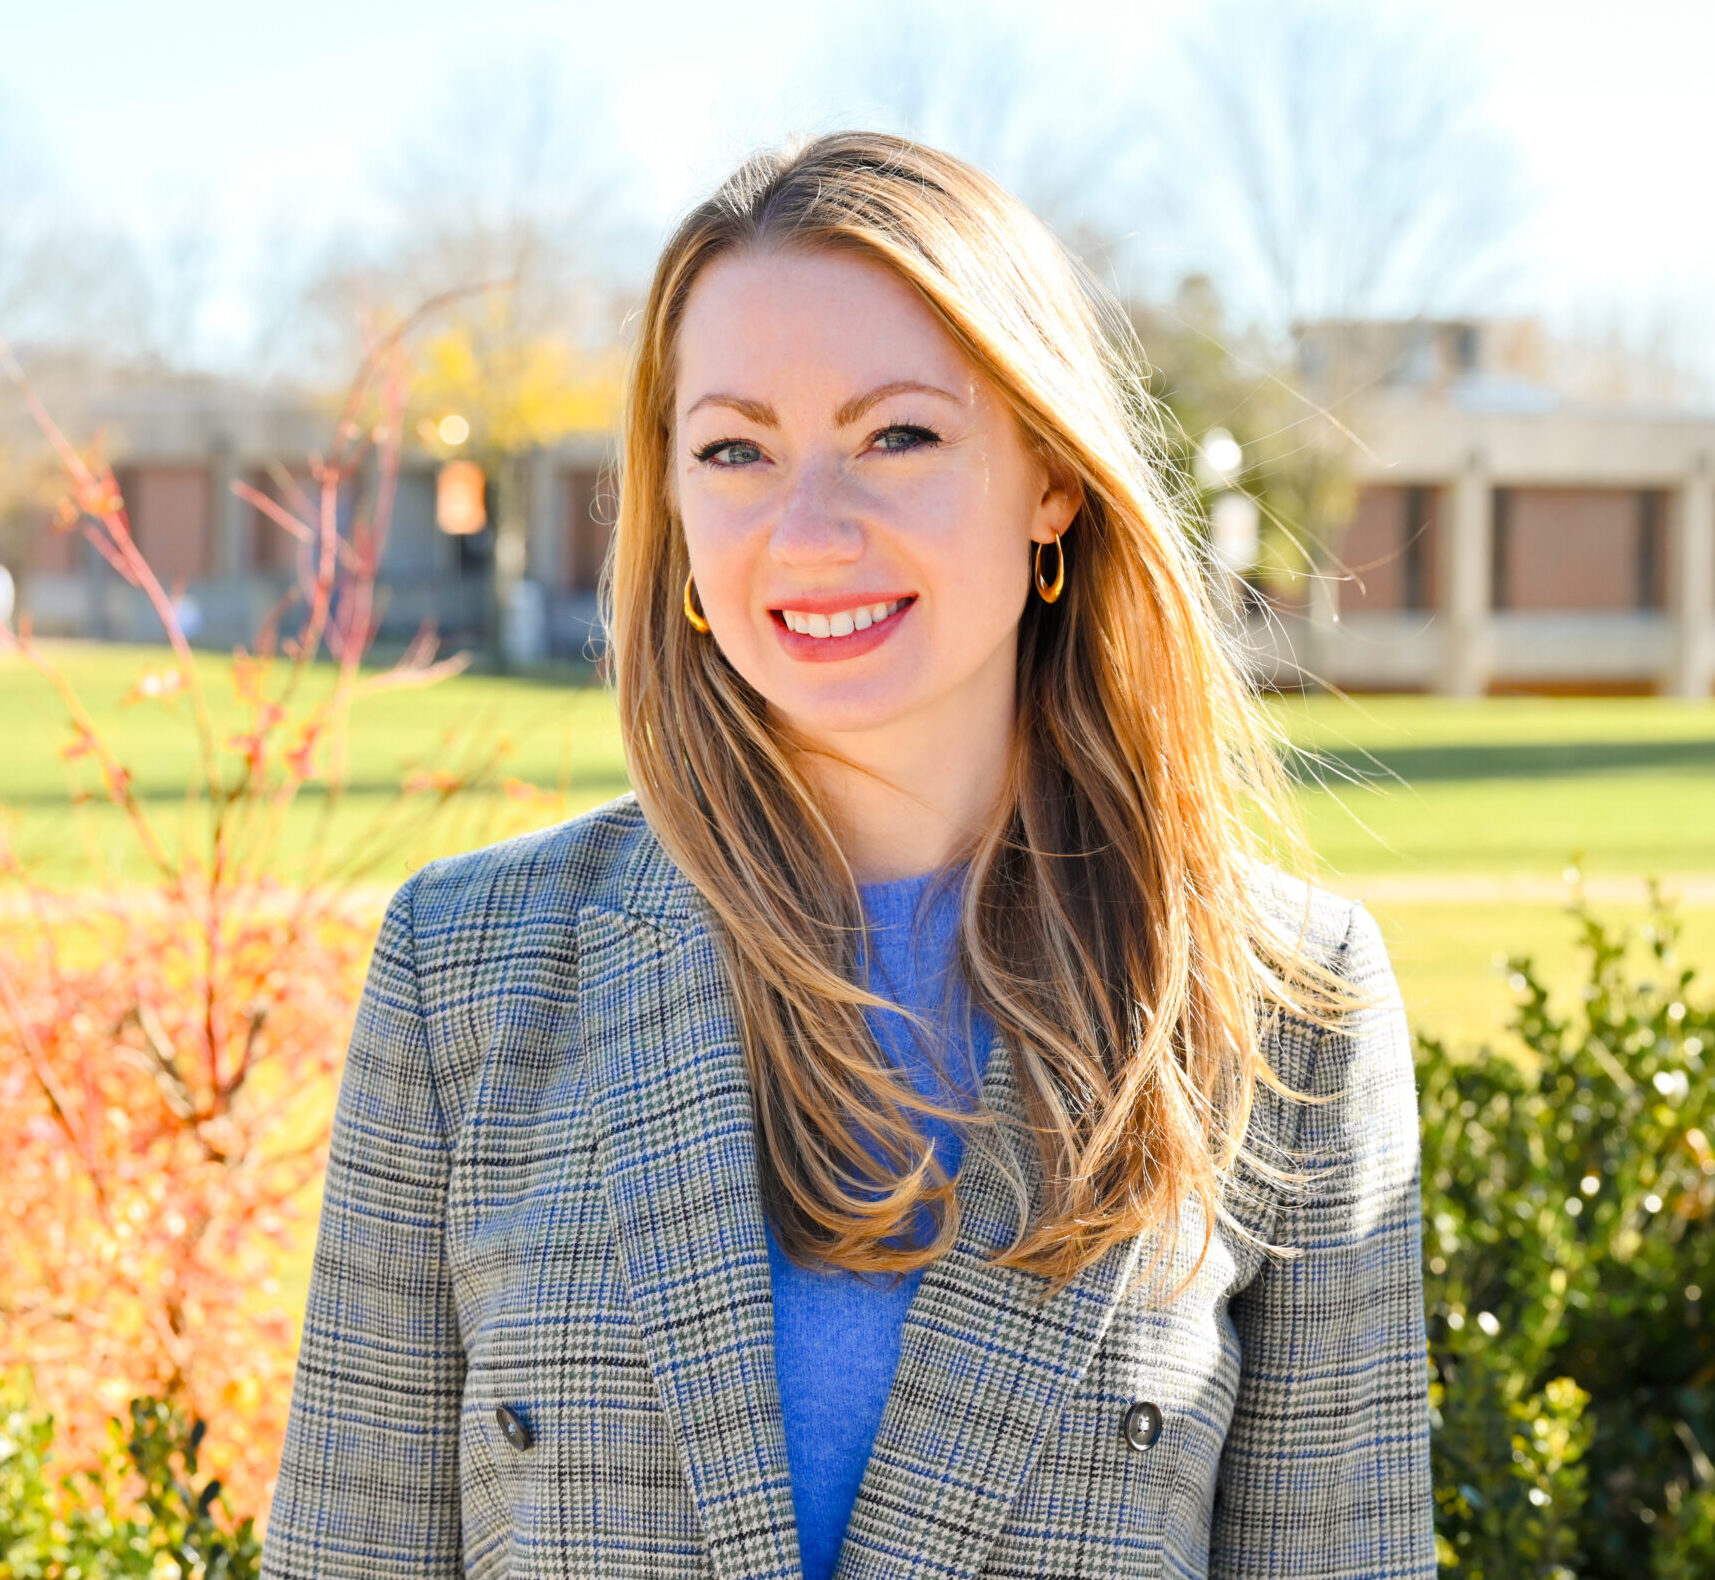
[381,794,697,1025]
[398,792,696,953]
[1244,861,1398,1030]
[1238,863,1416,1218]
[1245,861,1373,973]
[371,795,697,1130]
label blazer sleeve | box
[1209,900,1436,1579]
[262,873,466,1578]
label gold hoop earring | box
[1034,531,1065,603]
[683,572,711,633]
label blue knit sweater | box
[764,868,995,1580]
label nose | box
[768,461,864,569]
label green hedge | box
[0,1390,258,1579]
[1424,889,1715,1576]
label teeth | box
[781,599,905,639]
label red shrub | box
[0,308,497,1513]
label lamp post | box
[431,415,484,535]
[427,413,494,654]
[425,410,544,670]
[1195,428,1259,623]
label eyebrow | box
[683,379,964,429]
[684,392,778,425]
[833,379,963,427]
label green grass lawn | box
[6,642,1714,1052]
[0,642,630,886]
[0,645,628,805]
[1277,693,1715,878]
[1271,693,1715,1042]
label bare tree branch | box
[286,54,643,379]
[1150,0,1524,327]
[809,4,1153,270]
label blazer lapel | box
[832,1033,1146,1580]
[582,897,801,1580]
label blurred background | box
[5,0,1712,1020]
[2,1,1713,1573]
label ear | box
[1030,454,1084,545]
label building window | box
[1490,487,1648,612]
[1490,487,1511,611]
[121,465,214,590]
[247,467,316,574]
[562,466,613,592]
[1637,490,1666,611]
[1403,486,1432,611]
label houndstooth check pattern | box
[260,794,1434,1579]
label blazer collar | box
[606,799,702,936]
[586,821,1141,1580]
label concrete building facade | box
[1247,320,1715,697]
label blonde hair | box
[608,131,1338,1288]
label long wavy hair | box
[607,130,1343,1289]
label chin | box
[765,679,922,741]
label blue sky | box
[3,0,1711,376]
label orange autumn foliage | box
[0,881,369,1509]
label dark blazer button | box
[1122,1400,1163,1451]
[495,1404,534,1451]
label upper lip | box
[768,592,915,615]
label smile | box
[777,598,910,638]
[769,594,916,662]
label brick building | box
[1249,319,1713,696]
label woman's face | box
[672,247,1079,750]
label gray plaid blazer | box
[262,794,1434,1579]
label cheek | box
[910,462,1036,620]
[679,489,756,610]
[677,486,785,691]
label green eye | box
[874,425,941,452]
[695,439,763,466]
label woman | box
[262,133,1433,1579]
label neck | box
[788,669,1016,885]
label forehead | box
[674,247,975,409]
